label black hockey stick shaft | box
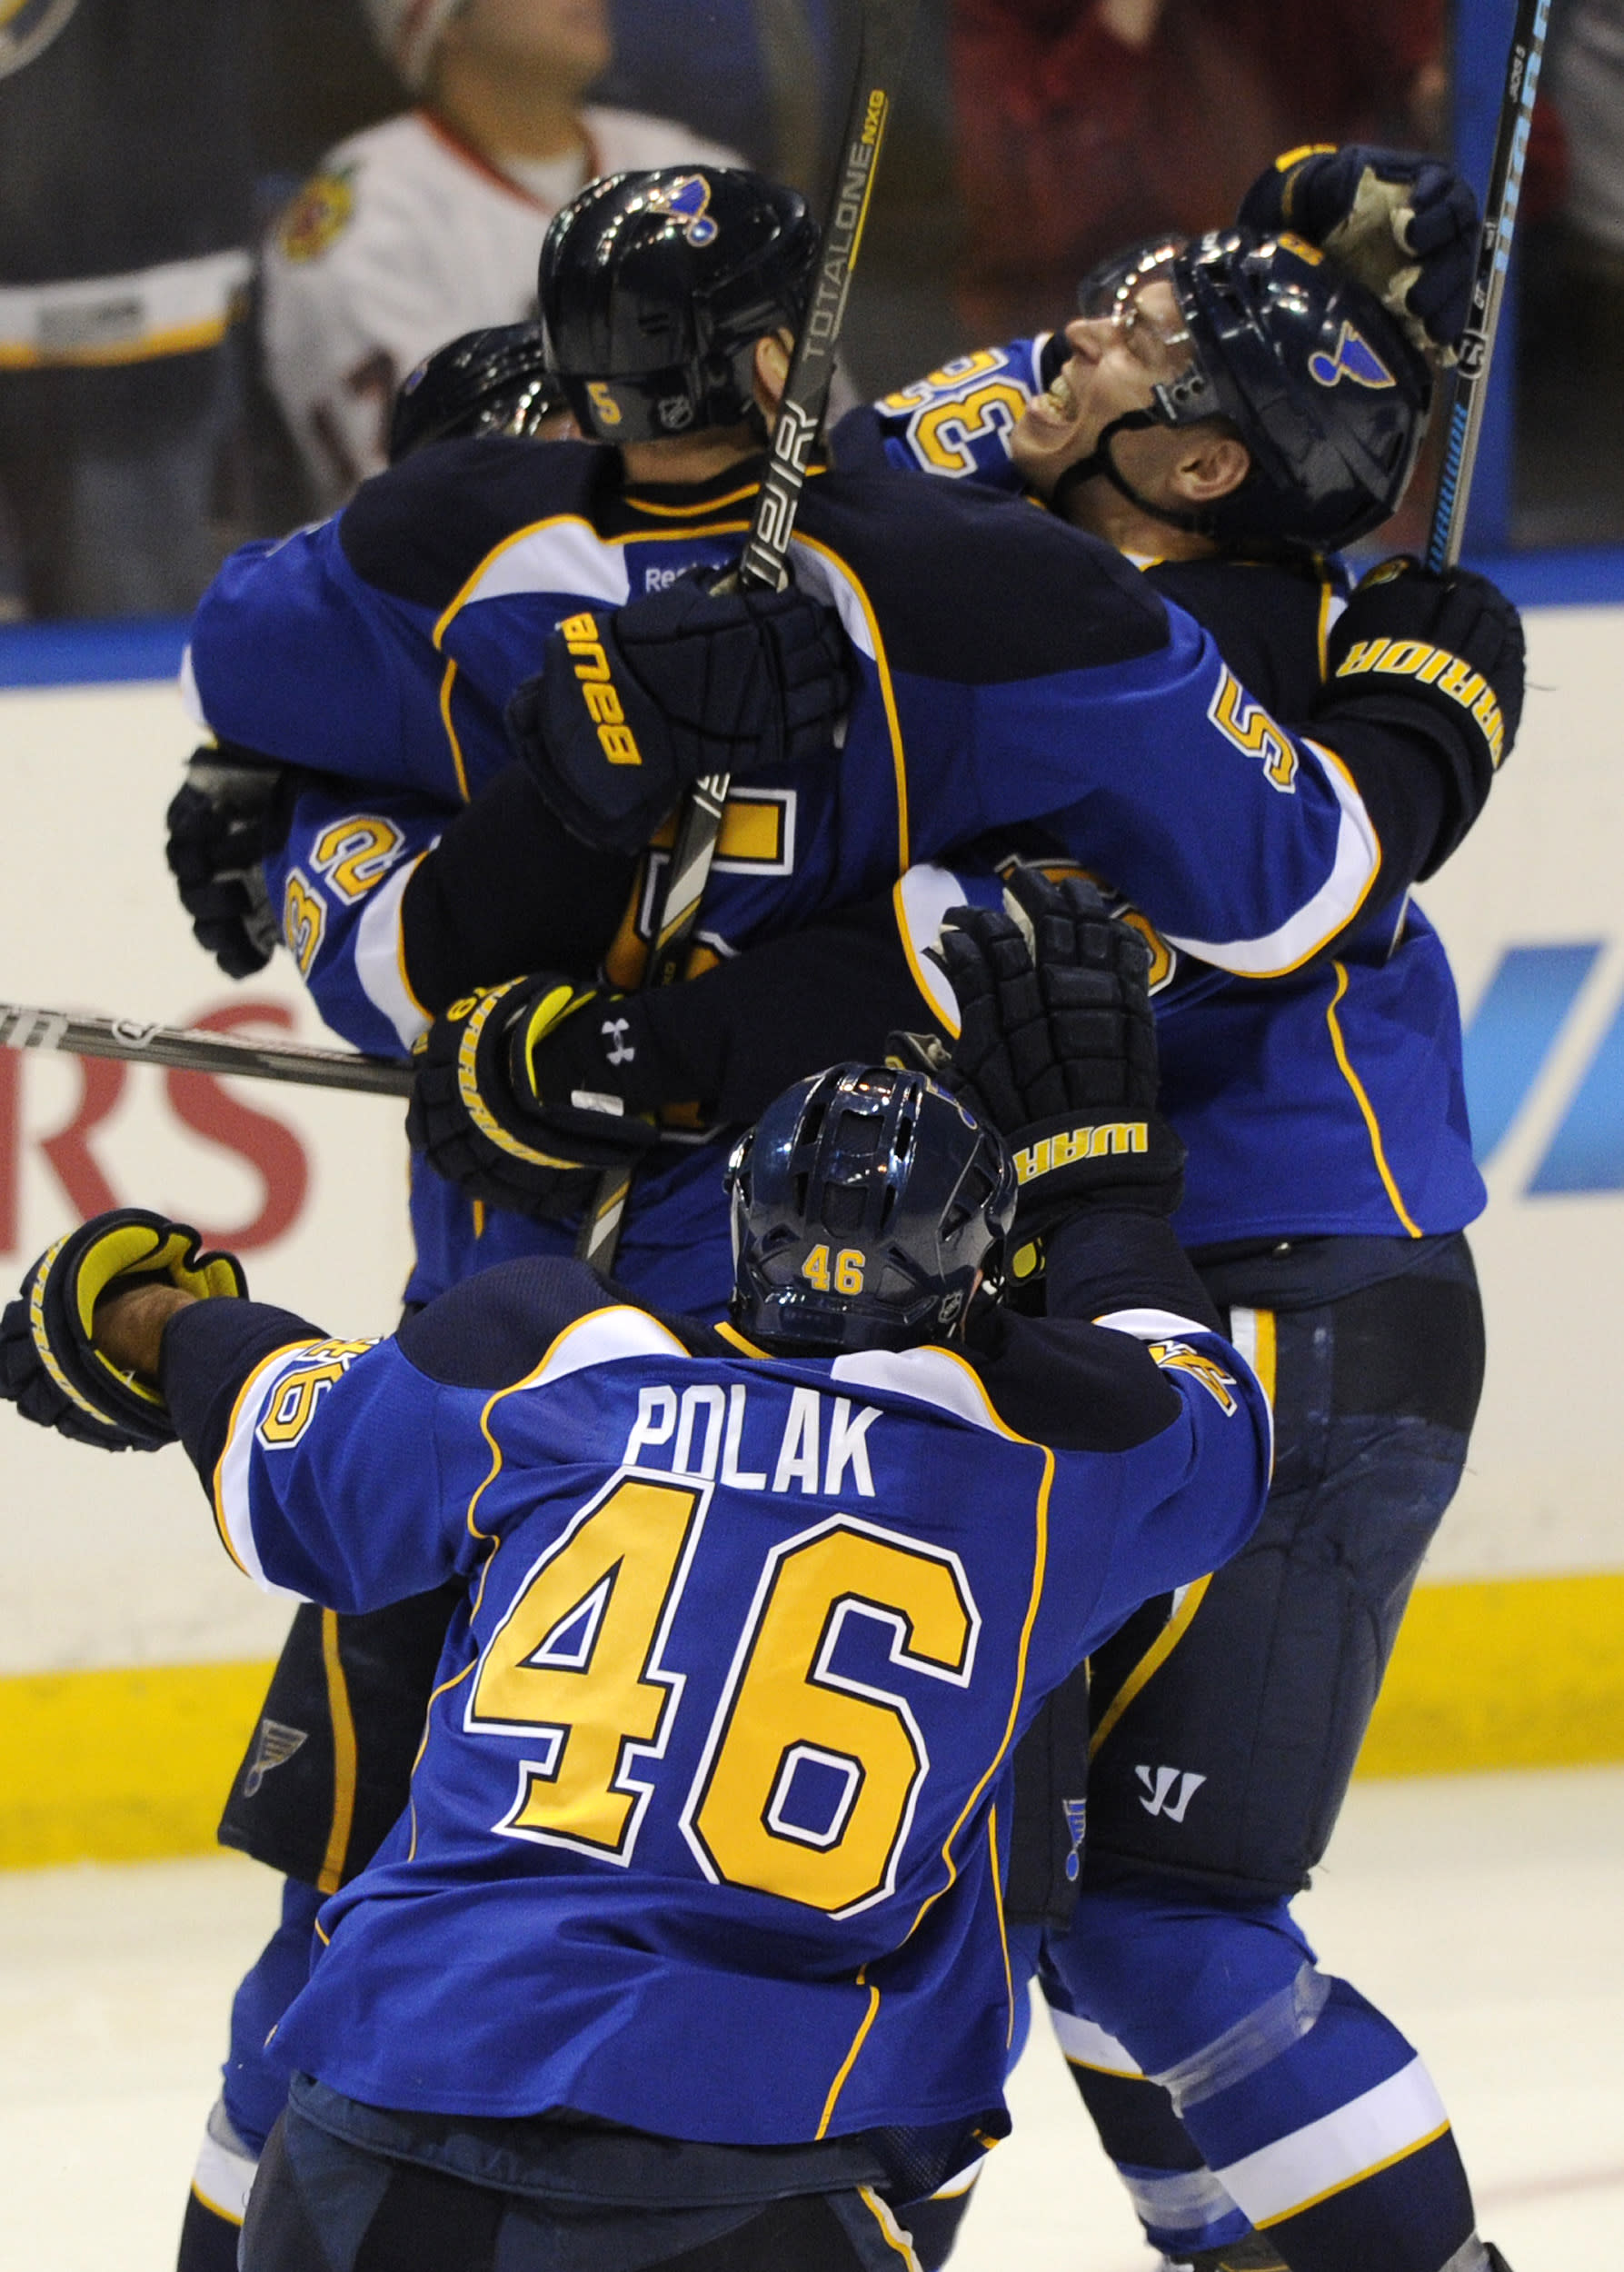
[576,0,918,1272]
[1427,0,1550,572]
[0,999,413,1097]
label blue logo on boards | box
[648,175,718,247]
[1307,322,1395,391]
[1462,942,1624,1192]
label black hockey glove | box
[406,975,662,1222]
[1239,144,1479,355]
[507,567,853,854]
[1317,559,1524,874]
[0,1210,247,1452]
[165,748,289,980]
[923,872,1185,1237]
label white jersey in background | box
[262,105,742,510]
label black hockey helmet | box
[725,1063,1017,1355]
[1058,226,1431,549]
[538,167,820,443]
[388,323,570,463]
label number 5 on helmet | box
[0,1210,248,1451]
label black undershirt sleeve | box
[962,1211,1222,1450]
[398,766,636,1015]
[630,893,938,1123]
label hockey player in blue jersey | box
[180,163,1485,1320]
[155,156,1522,2272]
[772,153,1519,2272]
[391,161,1522,2272]
[1,885,1275,2272]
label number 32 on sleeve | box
[465,1476,981,1916]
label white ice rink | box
[1,1766,1619,2272]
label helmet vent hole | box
[822,1182,868,1238]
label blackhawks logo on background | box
[277,168,358,264]
[0,0,80,79]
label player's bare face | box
[453,0,612,79]
[1010,279,1192,498]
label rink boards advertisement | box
[0,608,1620,1864]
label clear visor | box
[1076,238,1195,375]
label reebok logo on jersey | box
[559,613,643,767]
[1308,321,1394,391]
[1334,637,1506,767]
[1135,1765,1207,1822]
[1012,1122,1148,1183]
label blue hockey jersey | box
[181,440,1433,1300]
[160,1228,1270,2147]
[849,348,1487,1247]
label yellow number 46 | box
[464,1480,980,1910]
[803,1244,866,1294]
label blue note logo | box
[1308,322,1395,391]
[647,174,718,247]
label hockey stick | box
[576,0,919,1272]
[0,1000,413,1098]
[1427,0,1551,571]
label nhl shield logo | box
[0,0,79,78]
[1308,322,1395,391]
[647,174,719,247]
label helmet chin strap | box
[1048,407,1215,537]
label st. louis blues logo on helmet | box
[646,174,719,247]
[1308,321,1395,391]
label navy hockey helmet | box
[388,323,570,463]
[725,1063,1017,1356]
[539,167,820,443]
[1060,226,1431,549]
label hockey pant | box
[244,2098,923,2272]
[998,1240,1489,2272]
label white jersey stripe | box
[213,1345,325,1599]
[1166,738,1380,978]
[1047,2007,1143,2075]
[354,852,430,1049]
[1214,2055,1450,2227]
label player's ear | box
[752,331,794,417]
[1174,430,1251,507]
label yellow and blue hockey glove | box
[0,1210,248,1451]
[1316,558,1524,874]
[505,568,853,854]
[926,872,1185,1239]
[406,974,663,1223]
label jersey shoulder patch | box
[274,167,358,264]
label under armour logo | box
[243,1719,307,1798]
[1134,1764,1207,1822]
[602,1017,635,1066]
